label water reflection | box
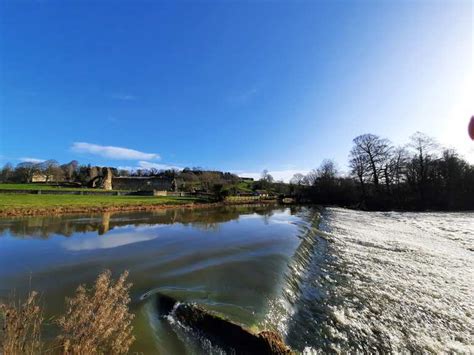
[62,227,167,251]
[0,204,298,239]
[0,204,307,353]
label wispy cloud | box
[137,161,180,170]
[118,161,181,171]
[20,157,45,163]
[109,93,136,101]
[235,169,310,183]
[71,142,160,160]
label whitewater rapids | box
[277,208,473,353]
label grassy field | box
[0,194,202,214]
[0,183,115,192]
[235,181,253,192]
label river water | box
[0,206,472,353]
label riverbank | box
[0,194,278,217]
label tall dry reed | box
[0,291,43,355]
[57,270,135,354]
[0,270,134,354]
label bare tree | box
[261,170,274,183]
[349,134,392,188]
[148,168,159,176]
[61,160,79,181]
[349,153,368,197]
[390,146,409,189]
[0,163,14,182]
[15,162,40,183]
[317,159,338,181]
[290,173,305,185]
[304,169,318,186]
[407,132,439,200]
[40,160,63,182]
[118,169,131,177]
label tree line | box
[0,160,252,197]
[1,131,472,210]
[290,132,474,211]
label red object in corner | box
[469,116,474,140]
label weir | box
[154,293,293,354]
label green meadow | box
[0,194,201,214]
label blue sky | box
[0,0,472,181]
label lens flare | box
[469,116,474,140]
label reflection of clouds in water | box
[62,226,166,251]
[133,225,169,232]
[238,210,295,225]
[238,214,263,220]
[270,211,297,225]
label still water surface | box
[0,205,472,353]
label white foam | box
[321,208,474,353]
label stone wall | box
[111,177,173,191]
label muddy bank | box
[0,200,278,218]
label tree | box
[200,171,222,192]
[388,146,409,201]
[117,169,130,177]
[304,169,318,186]
[0,163,14,182]
[40,160,63,182]
[290,173,305,185]
[349,134,392,188]
[407,132,438,203]
[15,162,40,183]
[349,153,368,197]
[260,170,274,183]
[61,160,79,181]
[316,159,338,181]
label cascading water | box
[268,207,473,353]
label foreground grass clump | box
[0,291,43,354]
[0,270,134,354]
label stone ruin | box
[84,166,174,192]
[86,167,113,190]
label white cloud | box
[20,157,45,163]
[71,142,160,160]
[236,169,310,183]
[137,161,181,170]
[118,161,181,172]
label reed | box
[57,270,135,354]
[0,270,134,354]
[0,291,43,355]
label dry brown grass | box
[0,270,134,354]
[0,291,43,355]
[57,270,135,354]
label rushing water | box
[0,206,472,353]
[282,208,474,353]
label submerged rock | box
[156,293,293,354]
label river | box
[0,206,472,353]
